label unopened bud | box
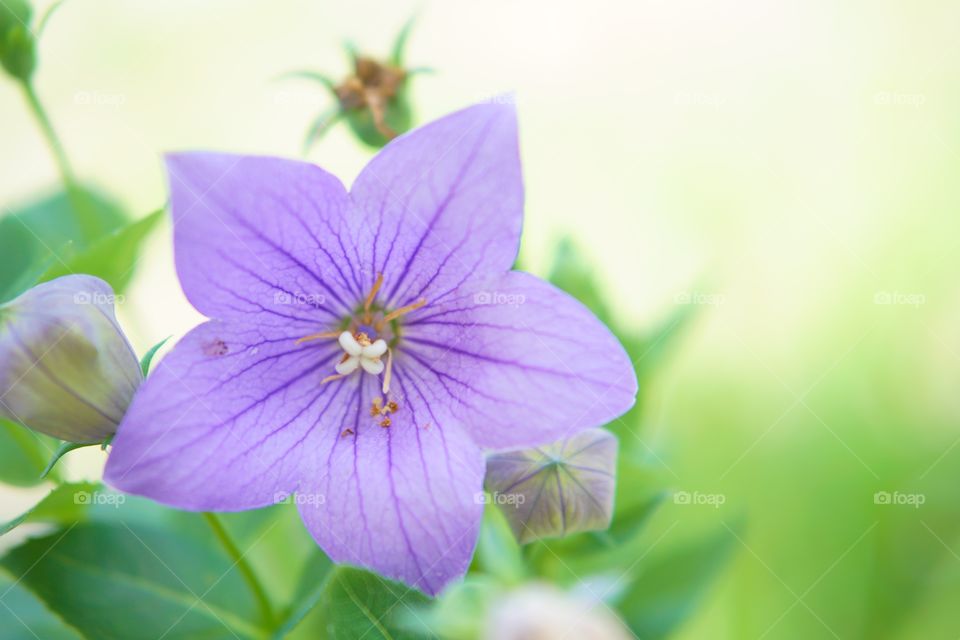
[0,275,141,442]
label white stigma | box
[335,331,388,376]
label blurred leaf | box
[35,0,65,38]
[485,429,618,544]
[390,15,418,66]
[0,418,57,486]
[615,525,737,639]
[0,571,82,639]
[40,208,163,292]
[40,441,102,479]
[311,567,433,639]
[1,481,97,536]
[471,503,526,585]
[140,335,171,377]
[632,302,697,381]
[303,108,341,154]
[547,237,614,325]
[396,576,499,640]
[0,186,126,303]
[277,69,337,91]
[1,522,267,639]
[273,549,334,638]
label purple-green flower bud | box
[0,275,141,442]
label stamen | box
[295,329,341,345]
[321,373,349,385]
[386,400,399,413]
[382,347,394,394]
[383,298,427,323]
[379,416,391,428]
[363,273,384,323]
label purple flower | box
[104,101,637,594]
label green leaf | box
[616,526,737,639]
[311,567,433,639]
[390,15,418,66]
[40,441,101,479]
[140,335,171,377]
[273,549,334,638]
[470,503,525,584]
[1,522,268,639]
[40,208,163,293]
[0,186,127,303]
[395,576,498,640]
[0,571,83,639]
[547,237,614,325]
[0,418,57,486]
[1,481,97,536]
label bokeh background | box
[2,1,959,638]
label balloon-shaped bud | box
[484,428,618,543]
[0,275,141,442]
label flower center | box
[294,273,426,396]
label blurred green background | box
[1,1,958,638]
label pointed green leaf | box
[0,571,82,640]
[140,335,171,377]
[0,418,57,486]
[0,186,127,303]
[40,208,163,292]
[471,502,526,584]
[1,481,97,536]
[1,522,268,639]
[312,567,433,639]
[616,525,737,639]
[390,15,418,66]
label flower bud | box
[0,275,141,442]
[0,0,36,82]
[484,584,632,640]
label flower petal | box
[400,271,638,449]
[485,428,618,543]
[166,152,358,330]
[297,373,484,596]
[349,100,523,310]
[105,320,349,510]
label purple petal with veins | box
[105,100,637,595]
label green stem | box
[202,512,275,630]
[20,80,98,242]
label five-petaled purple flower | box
[105,101,638,594]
